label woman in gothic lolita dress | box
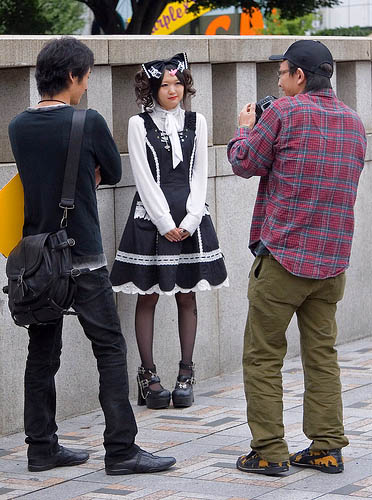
[110,52,228,410]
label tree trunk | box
[126,0,169,34]
[77,0,126,34]
[78,0,170,35]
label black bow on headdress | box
[142,53,188,80]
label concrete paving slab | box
[253,489,321,499]
[289,459,372,493]
[122,473,273,498]
[16,478,110,500]
[316,495,363,500]
[194,434,248,447]
[0,337,371,499]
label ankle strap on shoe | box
[178,361,196,385]
[179,361,194,371]
[176,375,196,387]
[138,375,161,398]
[138,365,157,376]
[137,366,161,388]
[137,366,162,400]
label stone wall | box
[0,35,371,436]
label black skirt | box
[110,111,228,295]
[110,195,228,295]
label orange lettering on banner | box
[240,8,264,35]
[205,15,231,35]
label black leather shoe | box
[137,365,171,409]
[105,448,176,475]
[28,446,89,472]
[172,361,195,408]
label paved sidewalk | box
[0,337,371,500]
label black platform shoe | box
[137,365,171,410]
[172,361,195,408]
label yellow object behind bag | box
[0,173,24,257]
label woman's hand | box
[164,228,190,242]
[164,228,182,242]
[178,228,190,241]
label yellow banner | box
[152,1,211,35]
[0,173,24,257]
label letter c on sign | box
[205,15,231,35]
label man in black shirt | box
[8,37,176,475]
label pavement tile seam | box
[1,339,372,499]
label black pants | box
[24,267,138,466]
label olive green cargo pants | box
[244,255,349,462]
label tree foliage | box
[43,0,86,34]
[261,9,316,36]
[0,0,51,34]
[0,0,85,35]
[77,0,340,35]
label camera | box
[255,95,277,125]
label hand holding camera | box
[238,102,256,129]
[238,95,277,129]
[254,95,277,124]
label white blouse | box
[127,104,208,236]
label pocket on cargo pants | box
[248,256,269,299]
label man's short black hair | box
[288,61,333,92]
[36,37,94,97]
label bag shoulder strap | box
[184,111,196,131]
[59,109,87,210]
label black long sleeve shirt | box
[8,105,121,269]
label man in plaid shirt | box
[227,40,366,476]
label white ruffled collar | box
[152,101,183,118]
[151,102,184,168]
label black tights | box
[135,292,197,385]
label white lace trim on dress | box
[134,201,151,221]
[145,138,161,185]
[202,205,210,216]
[112,277,230,295]
[115,248,223,266]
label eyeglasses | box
[277,69,290,79]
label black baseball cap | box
[269,40,334,78]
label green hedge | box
[313,26,372,36]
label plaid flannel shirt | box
[227,89,366,279]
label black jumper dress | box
[110,111,228,295]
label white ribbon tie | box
[164,112,183,169]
